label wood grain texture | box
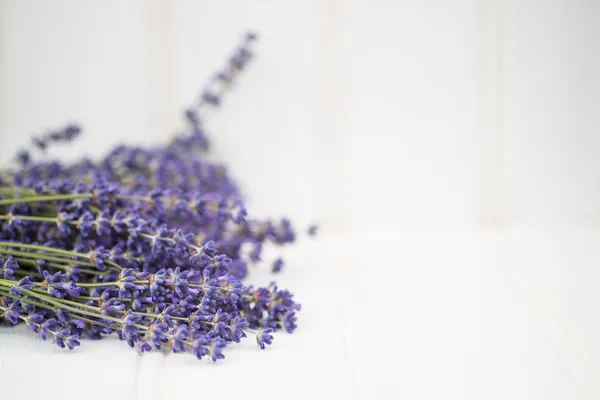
[2,229,597,399]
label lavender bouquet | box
[0,33,310,362]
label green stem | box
[66,313,116,330]
[0,280,196,326]
[26,288,101,311]
[10,256,104,275]
[86,204,103,214]
[74,282,118,288]
[0,242,123,271]
[189,283,212,290]
[0,193,92,206]
[0,288,132,332]
[55,295,186,322]
[0,241,84,258]
[13,269,43,279]
[18,288,123,323]
[105,260,123,270]
[115,195,151,202]
[0,288,56,313]
[0,248,97,267]
[0,186,35,195]
[0,215,55,222]
[45,262,103,276]
[73,295,131,303]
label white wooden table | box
[1,227,598,399]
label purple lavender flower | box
[56,212,74,235]
[117,268,144,298]
[42,270,82,298]
[25,312,44,331]
[166,267,189,298]
[249,243,262,262]
[132,293,153,312]
[191,335,227,362]
[2,213,23,235]
[42,124,82,148]
[39,319,57,341]
[121,310,142,346]
[148,270,166,299]
[277,218,295,243]
[0,256,18,280]
[209,338,227,362]
[148,320,169,349]
[55,307,68,323]
[32,136,48,151]
[171,326,189,353]
[201,91,221,107]
[210,254,232,273]
[17,150,31,165]
[173,229,193,257]
[228,315,248,343]
[62,124,82,141]
[140,342,152,353]
[256,328,274,349]
[185,108,200,125]
[2,300,21,325]
[271,258,284,273]
[9,276,33,297]
[211,309,229,333]
[89,246,111,271]
[109,211,128,233]
[94,210,112,236]
[282,311,298,333]
[76,212,94,237]
[99,297,126,315]
[69,318,85,330]
[233,207,247,224]
[55,329,81,350]
[229,260,248,280]
[188,249,207,266]
[147,224,170,255]
[191,335,210,360]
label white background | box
[1,1,600,399]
